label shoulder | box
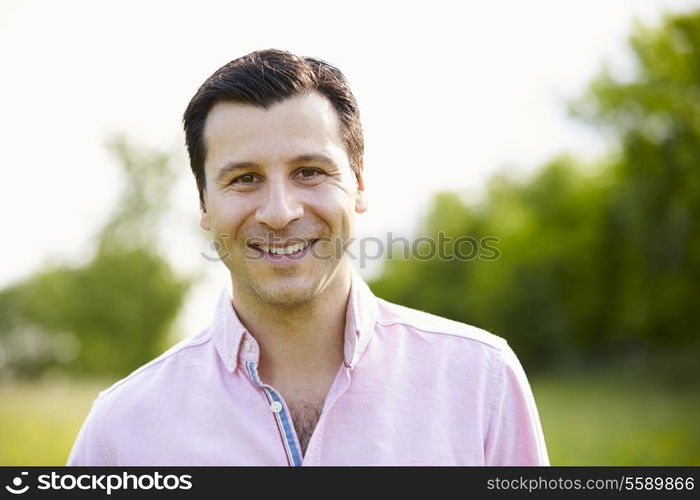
[92,327,214,410]
[68,328,216,465]
[372,298,535,397]
[374,297,509,352]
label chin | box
[254,277,320,308]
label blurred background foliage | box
[371,10,700,383]
[1,10,699,465]
[0,137,191,379]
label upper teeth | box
[258,241,311,255]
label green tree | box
[0,137,191,378]
[572,11,700,350]
[370,9,700,373]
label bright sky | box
[1,0,698,337]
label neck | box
[230,261,353,383]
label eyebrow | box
[214,154,338,184]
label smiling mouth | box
[248,239,320,258]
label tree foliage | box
[0,137,191,378]
[370,10,700,373]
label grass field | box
[533,372,700,465]
[0,376,108,466]
[1,372,698,465]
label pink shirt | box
[67,268,549,466]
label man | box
[68,49,549,466]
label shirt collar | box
[342,265,380,369]
[211,265,379,373]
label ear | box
[355,174,368,214]
[199,192,211,231]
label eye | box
[231,173,259,186]
[294,167,324,181]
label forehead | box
[203,91,347,170]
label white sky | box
[1,0,698,337]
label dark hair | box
[183,49,364,206]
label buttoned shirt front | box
[67,267,549,466]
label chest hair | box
[287,399,324,457]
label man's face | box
[200,91,367,308]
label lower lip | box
[250,239,319,263]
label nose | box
[254,177,304,230]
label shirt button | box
[242,339,252,352]
[225,359,235,371]
[270,401,283,413]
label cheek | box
[316,180,358,213]
[206,203,248,239]
[312,194,357,238]
[311,194,355,229]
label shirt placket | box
[237,331,357,466]
[239,333,302,466]
[242,350,304,467]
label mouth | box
[247,238,320,261]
